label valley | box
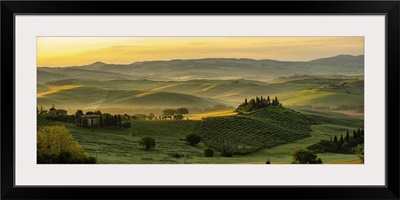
[37,55,364,164]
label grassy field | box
[37,75,364,164]
[37,106,363,164]
[37,77,364,115]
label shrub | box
[37,126,96,164]
[174,114,184,120]
[204,148,215,157]
[307,140,339,153]
[291,149,322,164]
[340,142,352,154]
[186,134,201,146]
[121,121,131,128]
[356,145,364,163]
[218,140,234,157]
[139,137,156,150]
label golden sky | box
[37,37,363,67]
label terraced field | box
[199,107,314,154]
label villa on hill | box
[49,105,67,115]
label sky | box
[37,37,364,67]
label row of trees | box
[236,96,281,112]
[162,108,189,120]
[286,104,364,112]
[307,128,364,154]
[75,110,131,128]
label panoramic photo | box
[36,37,364,164]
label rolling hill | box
[37,55,364,114]
[38,78,363,110]
[38,55,364,82]
[37,86,232,115]
[199,106,315,155]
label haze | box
[37,37,363,67]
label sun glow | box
[37,37,364,67]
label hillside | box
[199,106,315,155]
[38,78,363,109]
[37,67,135,84]
[37,55,364,82]
[37,86,231,114]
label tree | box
[204,148,215,157]
[356,145,364,163]
[162,109,177,118]
[139,137,156,150]
[86,111,94,115]
[291,149,322,164]
[218,140,234,157]
[133,114,146,120]
[37,125,96,164]
[148,113,155,120]
[334,135,338,142]
[118,115,122,125]
[360,129,364,137]
[102,113,113,126]
[99,115,103,127]
[176,108,189,115]
[121,121,131,128]
[113,115,118,125]
[75,110,84,117]
[186,134,201,146]
[340,142,352,154]
[174,114,184,120]
[340,134,344,143]
[94,110,102,115]
[244,98,248,105]
[123,114,130,120]
[345,130,350,142]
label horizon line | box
[37,54,364,68]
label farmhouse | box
[49,105,68,115]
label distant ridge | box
[38,55,364,82]
[310,55,364,65]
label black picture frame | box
[1,1,399,199]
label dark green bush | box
[186,134,201,146]
[139,137,156,150]
[204,148,215,157]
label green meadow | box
[37,107,362,164]
[37,55,364,164]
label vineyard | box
[199,106,316,155]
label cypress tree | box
[334,135,338,142]
[361,129,364,137]
[245,98,248,105]
[118,115,122,125]
[340,134,344,143]
[346,130,350,142]
[256,96,260,106]
[100,115,103,127]
[353,130,357,139]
